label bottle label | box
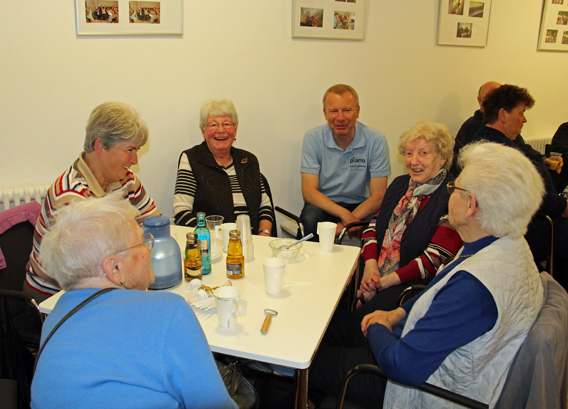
[199,239,209,256]
[226,263,243,275]
[185,266,202,280]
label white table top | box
[39,225,360,370]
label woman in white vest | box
[309,141,545,409]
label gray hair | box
[199,99,239,130]
[84,102,149,153]
[398,121,454,171]
[458,141,544,239]
[322,84,360,108]
[39,193,140,290]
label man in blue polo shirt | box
[300,84,391,240]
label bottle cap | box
[229,230,241,239]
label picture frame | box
[291,0,366,40]
[77,0,182,36]
[538,0,568,51]
[437,0,492,47]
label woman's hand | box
[360,259,381,293]
[356,289,377,309]
[361,307,407,336]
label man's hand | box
[544,156,564,174]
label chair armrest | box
[397,284,428,306]
[336,220,369,244]
[337,364,489,409]
[275,206,305,238]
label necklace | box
[458,254,473,259]
[215,156,232,168]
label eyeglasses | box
[110,232,154,257]
[447,181,468,195]
[206,122,234,131]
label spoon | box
[278,233,314,250]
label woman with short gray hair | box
[357,121,462,312]
[31,195,237,409]
[173,98,274,236]
[25,101,159,302]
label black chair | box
[275,206,369,245]
[331,272,568,409]
[0,202,41,291]
[0,290,43,409]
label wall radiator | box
[524,135,552,154]
[0,184,50,211]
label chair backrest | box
[0,201,40,291]
[494,272,568,409]
[0,290,43,409]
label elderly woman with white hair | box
[31,194,237,409]
[356,121,462,313]
[173,99,274,235]
[25,101,160,302]
[309,142,545,409]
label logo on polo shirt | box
[349,156,366,171]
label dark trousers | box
[309,310,386,408]
[299,202,363,242]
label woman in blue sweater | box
[31,194,237,409]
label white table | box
[39,225,360,409]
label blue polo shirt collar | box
[324,122,366,151]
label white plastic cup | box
[213,286,247,329]
[263,258,289,295]
[217,222,237,253]
[317,222,336,252]
[236,214,254,262]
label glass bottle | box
[195,212,211,275]
[226,230,245,279]
[184,232,202,282]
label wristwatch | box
[259,229,271,235]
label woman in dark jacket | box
[173,99,274,236]
[357,121,462,313]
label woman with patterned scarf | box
[356,121,463,313]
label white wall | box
[1,0,566,220]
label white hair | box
[458,141,544,238]
[199,99,239,130]
[39,193,140,290]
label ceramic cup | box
[263,257,289,295]
[317,221,336,252]
[213,286,247,329]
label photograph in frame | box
[292,0,366,40]
[538,0,568,50]
[437,0,492,47]
[77,0,181,35]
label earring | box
[119,280,125,286]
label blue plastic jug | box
[142,216,182,290]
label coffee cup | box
[317,222,336,252]
[214,286,247,328]
[263,258,289,295]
